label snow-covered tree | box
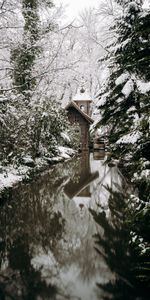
[0,0,23,92]
[95,2,150,278]
[97,0,150,165]
[0,0,75,163]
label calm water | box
[0,152,147,300]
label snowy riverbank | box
[0,146,76,193]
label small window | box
[80,105,85,111]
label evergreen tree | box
[96,2,150,289]
[98,0,150,165]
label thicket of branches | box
[0,0,81,163]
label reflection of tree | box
[3,234,57,300]
[90,185,149,300]
[69,236,103,284]
[0,159,80,299]
[57,218,100,284]
[90,163,123,211]
[57,156,124,285]
[2,154,148,300]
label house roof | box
[64,171,99,199]
[65,101,94,124]
[72,89,92,102]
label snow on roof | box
[73,88,92,102]
[65,101,94,124]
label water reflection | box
[90,186,149,300]
[0,151,142,300]
[64,151,99,200]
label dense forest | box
[0,0,150,299]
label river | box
[0,151,147,300]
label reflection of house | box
[64,171,99,199]
[65,88,94,150]
[64,152,98,200]
[64,153,98,220]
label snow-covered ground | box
[0,167,23,192]
[0,147,76,193]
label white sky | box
[55,0,150,22]
[55,0,100,21]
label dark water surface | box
[0,152,147,300]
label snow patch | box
[0,169,22,191]
[57,146,75,159]
[0,148,75,192]
[122,79,134,98]
[125,1,141,13]
[96,92,109,107]
[73,90,92,102]
[21,155,35,166]
[60,132,70,143]
[31,251,57,270]
[0,96,8,103]
[95,126,110,137]
[116,97,123,104]
[112,38,131,53]
[115,72,129,86]
[127,106,136,113]
[137,80,150,94]
[116,131,141,144]
[141,169,150,178]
